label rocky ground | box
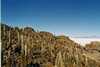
[1,23,100,67]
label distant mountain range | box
[73,36,100,38]
[70,37,100,46]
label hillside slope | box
[1,23,100,67]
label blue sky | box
[1,0,100,37]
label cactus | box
[1,24,100,67]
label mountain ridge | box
[1,23,100,67]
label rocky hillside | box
[1,23,100,67]
[84,41,100,63]
[86,41,100,51]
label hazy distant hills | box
[70,37,100,46]
[1,23,100,67]
[73,36,100,38]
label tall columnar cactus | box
[55,51,65,67]
[1,24,100,67]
